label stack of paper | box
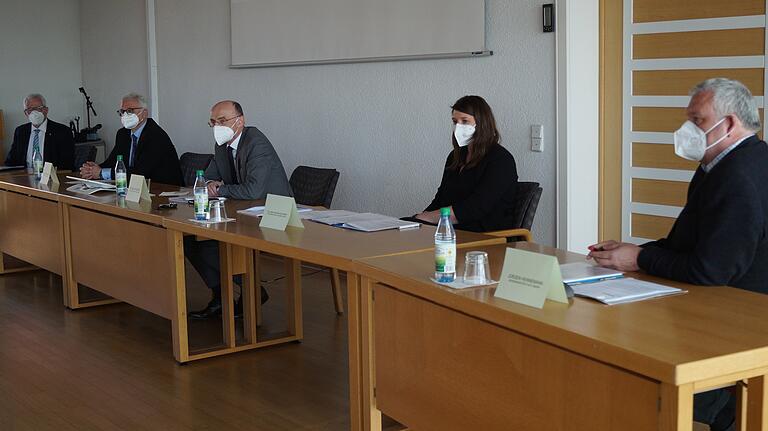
[65,176,116,194]
[570,278,684,305]
[238,205,314,217]
[306,210,420,232]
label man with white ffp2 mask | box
[80,93,182,185]
[589,78,768,431]
[184,100,292,320]
[5,93,75,170]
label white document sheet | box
[571,278,685,305]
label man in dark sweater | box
[589,78,767,431]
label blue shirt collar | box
[131,119,148,141]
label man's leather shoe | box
[233,287,270,319]
[189,297,222,319]
[261,286,269,305]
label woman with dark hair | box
[412,95,519,232]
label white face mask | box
[28,110,45,126]
[121,112,140,129]
[454,123,476,147]
[673,118,728,161]
[214,119,239,146]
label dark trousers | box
[183,236,242,299]
[694,388,735,431]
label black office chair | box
[73,145,97,171]
[487,181,543,242]
[289,166,344,314]
[179,152,214,187]
[289,166,340,209]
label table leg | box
[348,273,363,431]
[747,375,768,431]
[660,382,694,431]
[219,243,237,348]
[285,258,303,339]
[360,276,382,431]
[168,229,189,363]
[737,381,748,431]
[242,248,258,344]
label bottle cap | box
[440,207,450,217]
[116,155,123,161]
[196,170,204,175]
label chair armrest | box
[485,228,533,242]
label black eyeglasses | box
[208,115,241,128]
[117,107,145,116]
[24,106,46,115]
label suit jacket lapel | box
[43,127,54,162]
[235,128,249,184]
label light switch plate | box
[531,125,544,152]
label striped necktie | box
[32,128,40,154]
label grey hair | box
[121,92,148,109]
[23,93,47,109]
[691,78,762,132]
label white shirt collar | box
[228,130,243,153]
[702,134,753,173]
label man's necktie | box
[31,129,41,167]
[227,146,239,185]
[130,134,138,168]
[32,129,40,154]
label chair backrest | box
[510,182,543,230]
[73,145,97,170]
[179,152,214,187]
[289,165,340,208]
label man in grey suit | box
[186,100,293,319]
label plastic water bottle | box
[193,170,209,221]
[434,207,457,282]
[32,147,44,180]
[115,155,127,196]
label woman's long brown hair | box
[448,95,501,171]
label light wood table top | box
[163,204,504,271]
[355,242,768,386]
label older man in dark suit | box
[186,100,293,319]
[80,93,182,186]
[6,93,75,170]
[589,78,768,431]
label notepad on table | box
[559,262,624,285]
[571,278,685,305]
[307,211,420,232]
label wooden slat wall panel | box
[632,143,699,170]
[633,28,765,59]
[632,213,676,239]
[633,69,765,96]
[633,0,765,23]
[632,178,689,206]
[599,0,624,241]
[633,107,687,132]
[633,107,764,133]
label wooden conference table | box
[0,170,503,430]
[353,242,768,431]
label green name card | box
[259,194,305,231]
[494,247,568,309]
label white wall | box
[0,0,83,151]
[80,0,149,154]
[150,0,559,244]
